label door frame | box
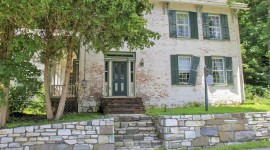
[104,52,136,97]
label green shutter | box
[202,13,210,39]
[225,57,233,84]
[171,55,179,85]
[188,56,200,86]
[204,56,212,72]
[220,14,230,40]
[189,12,198,39]
[168,10,177,38]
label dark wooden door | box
[112,62,127,96]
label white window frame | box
[212,57,225,84]
[178,56,191,84]
[208,14,222,39]
[176,12,190,38]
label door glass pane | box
[121,64,125,79]
[114,64,118,80]
[121,83,124,91]
[115,83,118,92]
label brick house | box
[50,0,248,114]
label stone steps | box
[101,97,145,114]
[111,114,162,150]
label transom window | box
[212,57,225,84]
[176,12,190,38]
[208,15,221,39]
[178,56,191,84]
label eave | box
[158,0,249,10]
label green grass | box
[146,100,270,116]
[194,140,270,150]
[5,113,103,128]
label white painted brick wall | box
[79,1,244,108]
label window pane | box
[213,59,224,70]
[208,15,221,39]
[213,71,225,83]
[176,13,190,38]
[178,56,191,84]
[178,57,191,70]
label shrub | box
[245,84,270,100]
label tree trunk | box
[44,49,54,120]
[55,49,73,120]
[0,87,9,128]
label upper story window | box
[168,10,198,39]
[202,13,230,40]
[176,12,190,38]
[171,55,200,85]
[205,56,233,85]
[208,15,221,39]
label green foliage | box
[237,0,270,87]
[245,84,270,100]
[184,102,203,108]
[5,113,102,128]
[23,89,46,115]
[146,100,270,116]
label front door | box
[112,62,127,96]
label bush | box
[245,84,270,100]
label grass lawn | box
[146,100,270,116]
[194,140,270,150]
[5,113,103,128]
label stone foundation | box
[78,96,100,113]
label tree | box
[236,0,270,87]
[0,0,44,127]
[37,0,160,120]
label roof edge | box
[158,0,249,10]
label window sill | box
[172,84,194,87]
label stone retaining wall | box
[0,112,270,150]
[0,118,114,150]
[157,112,270,149]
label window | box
[168,10,198,39]
[171,55,200,85]
[212,57,225,84]
[208,15,221,39]
[105,61,108,82]
[178,56,191,84]
[205,56,233,85]
[130,62,134,83]
[176,12,190,38]
[202,13,230,40]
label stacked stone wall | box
[157,112,270,149]
[0,118,114,150]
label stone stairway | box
[111,114,162,150]
[101,97,145,114]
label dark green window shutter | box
[220,14,230,40]
[204,56,212,72]
[188,56,200,86]
[202,13,210,39]
[168,10,177,38]
[225,57,233,84]
[171,55,179,85]
[189,12,198,39]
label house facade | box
[77,0,248,112]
